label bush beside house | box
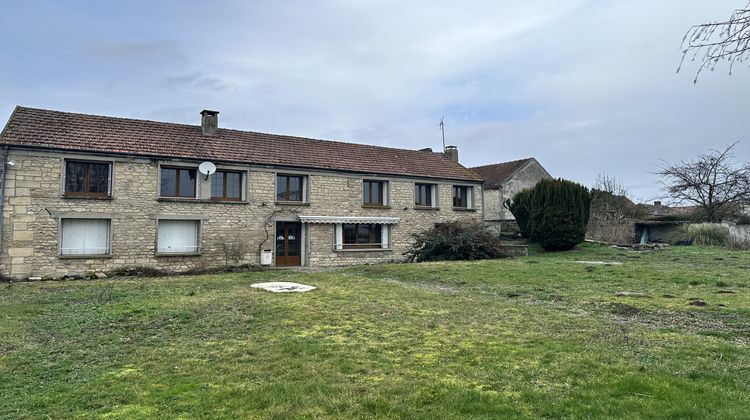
[507,178,591,251]
[404,222,506,262]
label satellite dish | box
[198,161,216,179]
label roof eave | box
[0,143,483,183]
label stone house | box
[470,158,551,231]
[0,106,483,280]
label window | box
[276,174,305,202]
[157,220,201,254]
[64,161,111,197]
[453,186,471,208]
[415,183,436,207]
[334,223,391,250]
[160,167,197,198]
[60,218,111,256]
[211,171,243,201]
[363,180,386,206]
[342,224,383,249]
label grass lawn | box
[1,244,749,418]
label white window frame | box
[59,217,112,257]
[334,223,390,251]
[155,218,203,256]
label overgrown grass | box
[669,223,730,246]
[1,244,749,418]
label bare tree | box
[658,143,750,222]
[679,2,750,82]
[593,173,629,198]
[588,173,640,244]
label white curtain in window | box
[158,220,200,253]
[61,219,110,255]
[381,225,390,249]
[334,224,343,250]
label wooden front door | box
[275,222,302,266]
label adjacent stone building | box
[471,158,551,232]
[0,107,483,280]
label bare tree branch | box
[678,2,750,82]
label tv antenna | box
[439,115,446,151]
[198,161,216,180]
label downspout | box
[0,145,8,252]
[480,183,485,230]
[499,186,504,221]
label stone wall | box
[727,223,750,244]
[587,217,637,245]
[0,150,482,279]
[484,189,504,222]
[484,160,551,222]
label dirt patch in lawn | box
[605,304,750,346]
[608,302,641,316]
[378,277,458,293]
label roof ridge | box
[469,157,533,170]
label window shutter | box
[61,219,110,255]
[158,220,200,253]
[334,224,343,250]
[381,225,390,249]
[107,163,112,196]
[302,176,308,202]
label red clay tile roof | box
[470,158,537,188]
[0,106,482,182]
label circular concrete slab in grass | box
[250,282,316,293]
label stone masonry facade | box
[0,149,482,280]
[484,160,551,223]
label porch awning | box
[298,216,401,225]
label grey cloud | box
[91,40,187,62]
[160,73,235,92]
[2,0,748,203]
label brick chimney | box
[444,145,459,163]
[200,110,219,136]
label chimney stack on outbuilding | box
[200,110,219,136]
[444,145,459,163]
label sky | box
[1,0,748,203]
